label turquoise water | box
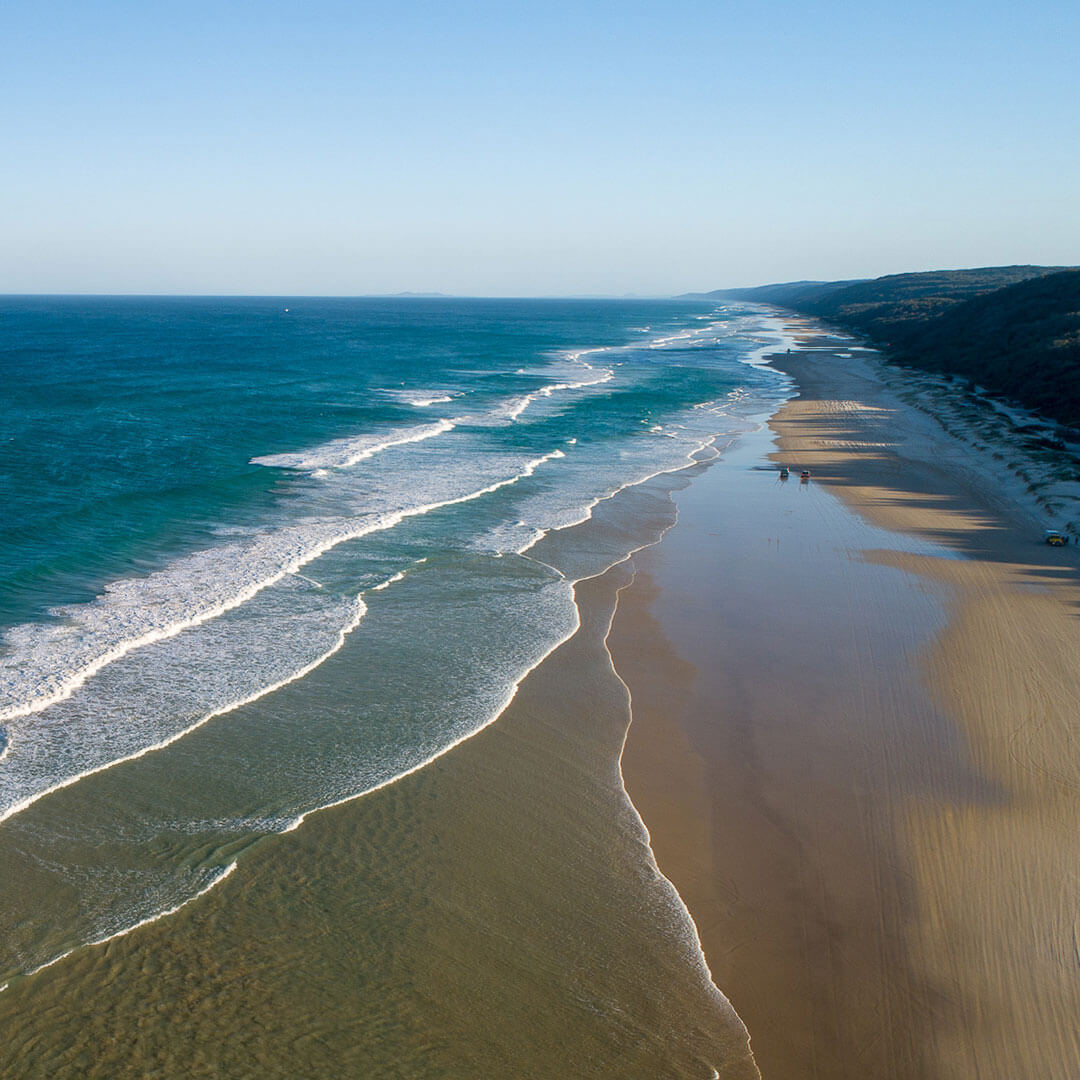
[0,295,790,976]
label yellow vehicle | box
[1044,529,1067,546]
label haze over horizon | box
[4,0,1078,297]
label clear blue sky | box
[3,0,1078,295]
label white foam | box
[371,570,406,591]
[0,556,446,832]
[0,305,796,992]
[273,470,727,841]
[279,591,583,834]
[647,329,697,348]
[20,861,238,982]
[0,525,369,725]
[460,324,781,564]
[514,425,742,558]
[504,363,615,421]
[0,451,566,728]
[399,393,454,407]
[251,418,455,471]
[0,596,370,824]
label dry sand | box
[614,331,1080,1079]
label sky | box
[2,0,1078,296]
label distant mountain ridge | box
[704,265,1080,430]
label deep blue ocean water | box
[0,295,792,974]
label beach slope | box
[615,331,1080,1079]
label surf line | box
[0,582,585,990]
[0,421,752,990]
[252,417,456,471]
[0,449,568,727]
[282,431,737,835]
[517,431,730,558]
[0,445,565,822]
[2,861,239,993]
[506,365,615,422]
[3,550,432,829]
[0,595,366,827]
[601,544,761,1075]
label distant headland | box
[687,265,1080,431]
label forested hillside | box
[707,266,1080,430]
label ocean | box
[0,295,791,1033]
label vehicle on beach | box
[779,466,789,479]
[800,470,811,480]
[1044,529,1067,546]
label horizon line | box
[0,291,689,302]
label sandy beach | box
[3,319,1079,1079]
[615,327,1080,1079]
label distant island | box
[691,265,1080,432]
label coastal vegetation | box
[706,266,1080,430]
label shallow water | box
[0,473,761,1079]
[0,296,791,976]
[0,297,796,1075]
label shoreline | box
[0,442,762,1079]
[0,419,748,987]
[614,324,1080,1078]
[9,312,1080,1077]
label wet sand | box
[6,329,1080,1079]
[614,335,1080,1079]
[0,478,758,1079]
